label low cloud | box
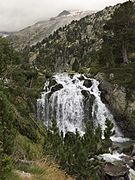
[0,0,126,31]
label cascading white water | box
[89,79,122,138]
[37,73,134,179]
[37,73,85,135]
[37,73,122,138]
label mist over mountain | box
[8,10,95,49]
[0,0,126,31]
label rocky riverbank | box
[95,73,135,139]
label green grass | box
[16,163,45,175]
[13,132,43,160]
[103,63,135,89]
[5,171,21,180]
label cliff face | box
[97,73,135,139]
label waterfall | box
[37,73,85,135]
[37,73,134,179]
[89,79,122,139]
[37,73,123,139]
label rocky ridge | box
[8,10,95,50]
[27,4,119,72]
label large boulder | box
[51,84,63,93]
[82,91,95,120]
[48,78,57,89]
[103,163,130,180]
[131,144,135,157]
[96,73,135,139]
[78,75,85,81]
[83,79,92,88]
[132,156,135,170]
[81,90,90,99]
[84,73,93,78]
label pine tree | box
[98,35,115,67]
[0,91,16,155]
[72,59,79,72]
[104,1,135,64]
[0,91,16,179]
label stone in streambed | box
[48,78,57,89]
[51,84,63,93]
[78,75,85,81]
[81,90,90,98]
[131,144,135,156]
[103,163,129,180]
[83,79,92,88]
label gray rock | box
[51,84,63,93]
[103,163,130,180]
[57,10,70,17]
[49,78,57,89]
[84,73,93,78]
[132,144,135,156]
[83,79,92,88]
[96,72,135,139]
[109,73,115,80]
[83,94,95,120]
[78,75,85,81]
[81,90,90,98]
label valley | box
[0,0,135,179]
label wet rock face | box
[83,79,92,88]
[132,156,135,170]
[49,78,57,88]
[103,163,130,180]
[98,82,127,114]
[51,84,63,93]
[96,73,135,139]
[131,144,135,157]
[82,91,95,120]
[77,75,85,81]
[81,90,90,99]
[100,89,110,105]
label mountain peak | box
[57,10,71,17]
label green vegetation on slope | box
[28,5,116,72]
[1,1,135,179]
[44,119,114,179]
[0,37,47,179]
[98,1,135,95]
[27,1,135,90]
[99,1,135,66]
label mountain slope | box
[29,1,135,72]
[0,31,13,37]
[8,10,95,50]
[28,5,118,72]
[27,1,135,139]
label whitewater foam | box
[37,73,124,139]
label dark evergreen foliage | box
[0,37,46,178]
[44,119,114,179]
[99,1,135,66]
[72,59,80,72]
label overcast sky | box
[0,0,126,32]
